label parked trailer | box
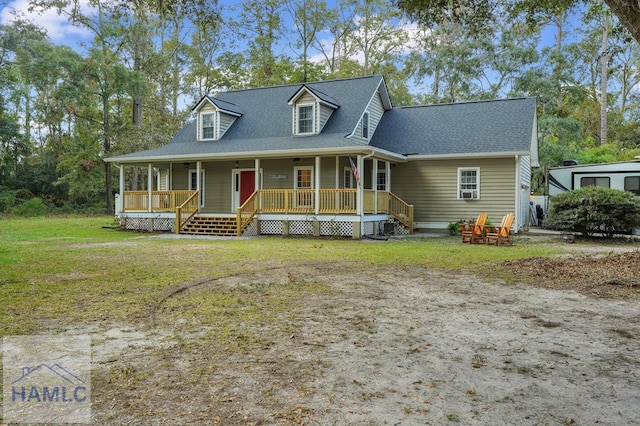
[548,160,640,196]
[548,160,640,235]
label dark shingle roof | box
[206,96,243,116]
[370,97,536,156]
[108,75,383,161]
[105,77,536,163]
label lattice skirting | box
[121,217,174,232]
[260,220,284,235]
[318,220,352,237]
[259,219,353,237]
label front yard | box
[1,217,639,424]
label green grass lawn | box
[0,216,574,424]
[0,217,557,335]
[0,216,563,337]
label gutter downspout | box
[514,155,520,233]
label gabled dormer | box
[287,85,340,136]
[192,96,243,141]
[350,77,393,143]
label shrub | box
[0,191,16,213]
[11,197,48,217]
[547,186,640,238]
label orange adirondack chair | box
[460,212,488,244]
[486,213,515,245]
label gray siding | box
[201,161,233,213]
[518,155,532,229]
[352,92,385,143]
[392,158,517,226]
[219,112,236,139]
[319,105,333,131]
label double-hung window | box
[297,105,314,134]
[201,113,215,140]
[294,166,313,207]
[458,168,480,199]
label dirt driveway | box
[87,242,640,425]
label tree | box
[236,0,290,87]
[394,0,640,47]
[286,0,332,82]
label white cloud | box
[1,0,95,43]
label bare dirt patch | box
[82,251,640,425]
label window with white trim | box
[189,169,206,207]
[344,167,355,189]
[297,104,314,134]
[294,166,313,207]
[362,112,369,139]
[457,168,480,199]
[201,112,216,140]
[376,170,386,191]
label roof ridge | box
[215,75,382,95]
[395,96,534,110]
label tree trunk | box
[600,11,608,146]
[604,0,640,45]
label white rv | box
[548,160,640,196]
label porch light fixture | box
[235,161,239,169]
[183,162,189,168]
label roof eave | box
[105,146,407,164]
[407,151,532,161]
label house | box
[548,160,640,196]
[104,75,538,238]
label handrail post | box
[236,207,242,236]
[409,205,414,232]
[175,206,181,234]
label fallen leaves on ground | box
[501,250,640,299]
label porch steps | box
[181,216,238,236]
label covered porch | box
[114,153,413,238]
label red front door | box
[240,171,255,204]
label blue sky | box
[2,0,575,57]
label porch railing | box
[388,192,414,232]
[236,191,259,236]
[123,190,197,212]
[122,189,413,234]
[175,191,199,234]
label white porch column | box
[315,156,321,215]
[196,161,202,212]
[254,158,260,190]
[373,159,378,214]
[357,154,364,237]
[147,163,153,212]
[335,156,340,188]
[117,164,124,215]
[386,161,391,192]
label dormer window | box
[193,95,243,141]
[297,104,314,134]
[201,113,216,140]
[288,85,339,136]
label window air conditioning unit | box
[461,190,476,199]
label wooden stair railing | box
[388,193,414,233]
[175,191,199,234]
[236,191,259,236]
